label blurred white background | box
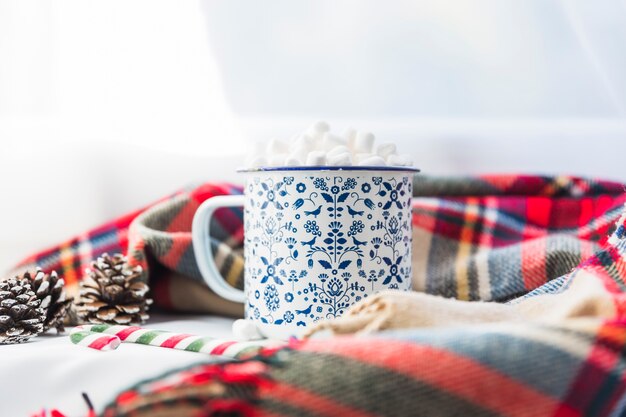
[1,0,626,273]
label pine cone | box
[24,268,73,332]
[0,278,46,344]
[75,253,152,325]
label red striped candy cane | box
[70,330,121,351]
[70,324,284,358]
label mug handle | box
[192,195,246,303]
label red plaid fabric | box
[22,174,626,416]
[14,175,626,314]
[100,190,626,417]
[411,175,626,301]
[15,183,245,314]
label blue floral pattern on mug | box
[244,171,413,334]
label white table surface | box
[0,314,236,417]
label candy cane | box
[70,324,284,358]
[70,330,121,352]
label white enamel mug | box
[192,166,419,339]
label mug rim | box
[236,165,420,173]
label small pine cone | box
[75,253,152,325]
[24,268,73,332]
[0,278,46,344]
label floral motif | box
[329,221,342,233]
[313,177,328,191]
[282,237,299,264]
[280,269,307,290]
[311,271,365,318]
[260,256,284,284]
[326,277,344,297]
[381,181,406,210]
[264,284,280,312]
[358,268,386,290]
[388,216,399,235]
[342,177,357,190]
[259,181,287,210]
[304,220,322,236]
[283,311,294,323]
[369,209,410,287]
[245,172,413,328]
[383,256,405,285]
[348,220,365,236]
[264,217,278,236]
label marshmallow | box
[321,132,346,151]
[327,145,350,157]
[357,155,387,166]
[267,138,289,155]
[291,134,315,153]
[342,128,357,150]
[307,120,330,140]
[285,155,302,166]
[354,131,375,153]
[327,152,352,166]
[306,150,327,166]
[247,156,268,168]
[387,153,413,167]
[285,147,309,167]
[288,146,308,161]
[285,147,309,166]
[245,120,415,169]
[268,153,288,167]
[232,319,263,341]
[354,153,374,164]
[376,142,397,159]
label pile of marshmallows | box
[245,121,414,168]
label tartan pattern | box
[14,183,245,311]
[125,183,245,310]
[411,175,626,302]
[101,203,626,417]
[14,175,626,315]
[18,174,626,416]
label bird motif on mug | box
[347,206,364,217]
[243,172,414,333]
[296,304,313,315]
[301,236,317,247]
[304,205,322,217]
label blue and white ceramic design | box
[192,167,418,339]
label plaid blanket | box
[17,175,626,416]
[16,183,247,316]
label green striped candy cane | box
[70,324,285,358]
